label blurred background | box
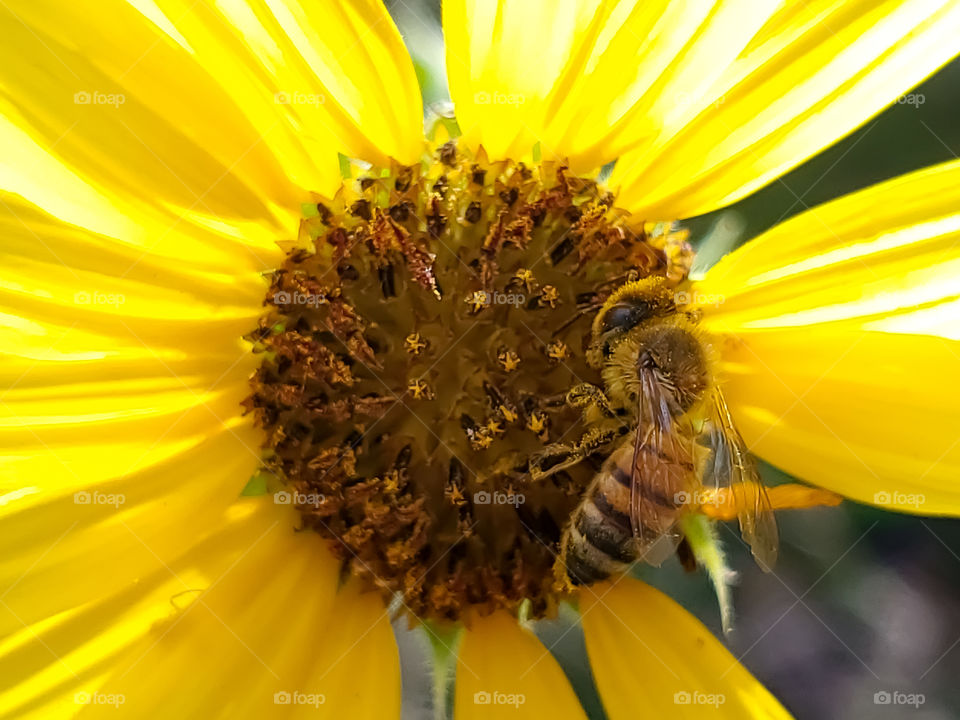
[384,3,960,718]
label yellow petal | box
[581,580,790,719]
[290,581,400,720]
[1,423,262,635]
[1,499,353,719]
[697,159,960,514]
[0,6,415,718]
[0,188,272,517]
[454,611,587,720]
[445,0,790,172]
[0,179,284,635]
[0,188,271,336]
[613,0,960,220]
[443,0,600,165]
[3,0,422,220]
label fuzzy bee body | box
[533,276,842,624]
[531,276,787,590]
[560,440,692,585]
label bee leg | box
[529,443,581,479]
[566,383,617,419]
[529,425,622,479]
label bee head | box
[639,324,710,413]
[603,320,711,416]
[588,277,676,367]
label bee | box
[531,277,841,591]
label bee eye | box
[601,302,648,333]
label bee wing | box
[708,388,779,570]
[628,363,695,564]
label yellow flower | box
[2,1,959,719]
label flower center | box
[245,137,693,622]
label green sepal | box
[678,513,736,634]
[423,620,463,720]
[338,152,352,179]
[240,472,269,496]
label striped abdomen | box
[559,437,693,586]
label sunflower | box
[3,1,959,718]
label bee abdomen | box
[596,465,678,540]
[561,490,641,586]
[576,500,636,564]
[633,442,696,471]
[562,507,632,586]
[559,445,689,586]
[609,462,685,513]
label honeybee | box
[531,277,841,595]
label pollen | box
[484,418,504,436]
[512,268,537,293]
[546,339,570,362]
[244,134,685,622]
[497,347,521,372]
[470,430,494,451]
[404,332,427,355]
[540,284,561,308]
[407,379,433,400]
[526,411,550,441]
[465,290,489,313]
